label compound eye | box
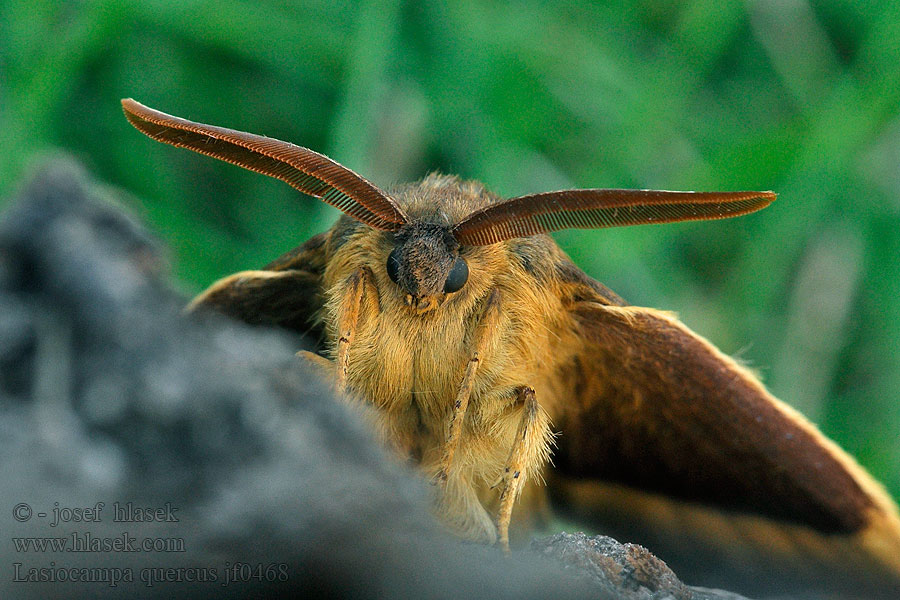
[387,247,402,284]
[443,257,468,293]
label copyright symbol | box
[13,503,32,522]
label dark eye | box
[387,247,402,284]
[443,257,468,293]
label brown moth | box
[122,99,900,597]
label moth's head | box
[386,222,468,314]
[376,175,493,314]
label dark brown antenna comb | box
[452,188,776,246]
[121,99,408,230]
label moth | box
[122,99,900,597]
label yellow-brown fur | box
[318,175,568,541]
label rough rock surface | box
[0,160,752,599]
[533,533,753,600]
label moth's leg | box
[436,289,502,484]
[335,267,377,392]
[496,386,540,552]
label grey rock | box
[532,532,752,600]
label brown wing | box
[188,232,329,343]
[550,280,900,595]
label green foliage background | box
[3,1,899,499]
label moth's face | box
[386,222,468,314]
